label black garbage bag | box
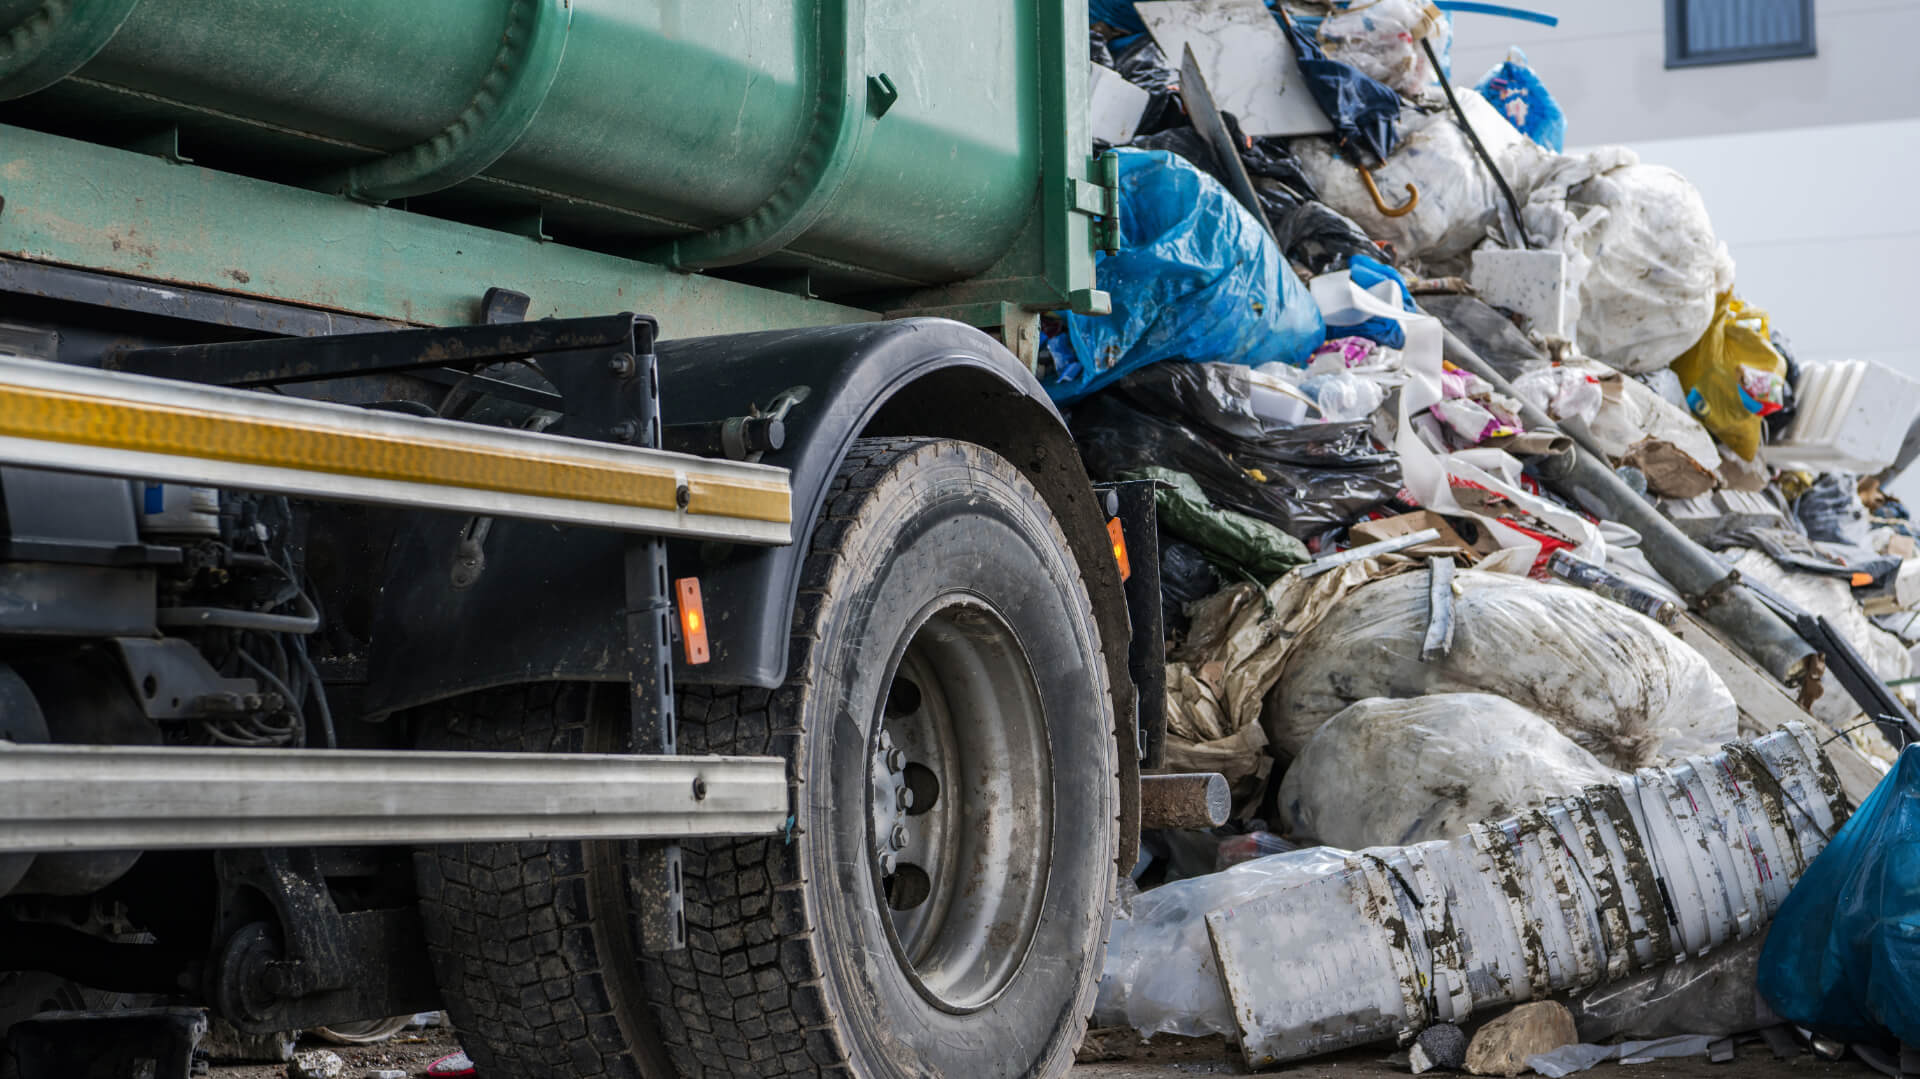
[1272,199,1390,276]
[1159,539,1219,636]
[1765,327,1802,443]
[1112,35,1177,91]
[1091,29,1114,67]
[1110,36,1186,136]
[1234,127,1319,203]
[1072,392,1404,540]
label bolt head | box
[879,850,897,876]
[886,747,907,772]
[607,352,636,377]
[896,787,914,811]
[890,824,909,850]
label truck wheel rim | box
[869,594,1053,1013]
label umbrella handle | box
[1358,166,1419,218]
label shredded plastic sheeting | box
[1317,0,1451,98]
[1266,570,1738,769]
[1095,846,1352,1038]
[1760,746,1920,1046]
[1528,1036,1717,1077]
[1053,149,1322,403]
[1279,693,1620,848]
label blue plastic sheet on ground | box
[1475,49,1566,151]
[1053,149,1324,404]
[1758,746,1920,1047]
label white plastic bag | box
[1279,694,1621,849]
[1512,365,1603,425]
[1095,846,1352,1038]
[1586,369,1721,472]
[1317,0,1450,99]
[1522,148,1735,373]
[1265,570,1739,769]
[1297,94,1550,268]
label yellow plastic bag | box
[1669,294,1788,460]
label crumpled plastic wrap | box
[1265,570,1740,769]
[1297,94,1550,268]
[1279,693,1621,848]
[1317,0,1450,99]
[1073,393,1404,541]
[1567,932,1779,1042]
[1095,846,1352,1038]
[1586,370,1721,474]
[1522,147,1736,373]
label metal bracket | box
[110,637,266,720]
[1073,152,1123,256]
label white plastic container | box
[1766,359,1920,474]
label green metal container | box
[0,0,1106,327]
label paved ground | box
[209,1027,1885,1078]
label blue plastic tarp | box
[1051,149,1324,404]
[1758,745,1920,1047]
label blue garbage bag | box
[1325,254,1417,349]
[1052,150,1324,404]
[1757,746,1920,1047]
[1474,49,1565,151]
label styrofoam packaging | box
[1470,247,1578,340]
[1766,359,1920,474]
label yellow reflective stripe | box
[0,382,792,524]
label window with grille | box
[1666,0,1817,68]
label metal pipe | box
[1437,329,1817,683]
[0,743,789,852]
[1139,772,1231,830]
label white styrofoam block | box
[1469,247,1577,340]
[1765,359,1920,474]
[1089,64,1152,145]
[1135,0,1334,137]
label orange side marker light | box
[676,577,711,665]
[1108,517,1131,582]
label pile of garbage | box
[1067,1,1920,1073]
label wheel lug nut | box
[896,787,914,811]
[880,850,897,875]
[886,747,906,771]
[890,824,908,850]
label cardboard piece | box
[1349,510,1490,562]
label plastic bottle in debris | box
[1546,549,1681,627]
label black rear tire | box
[644,437,1120,1078]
